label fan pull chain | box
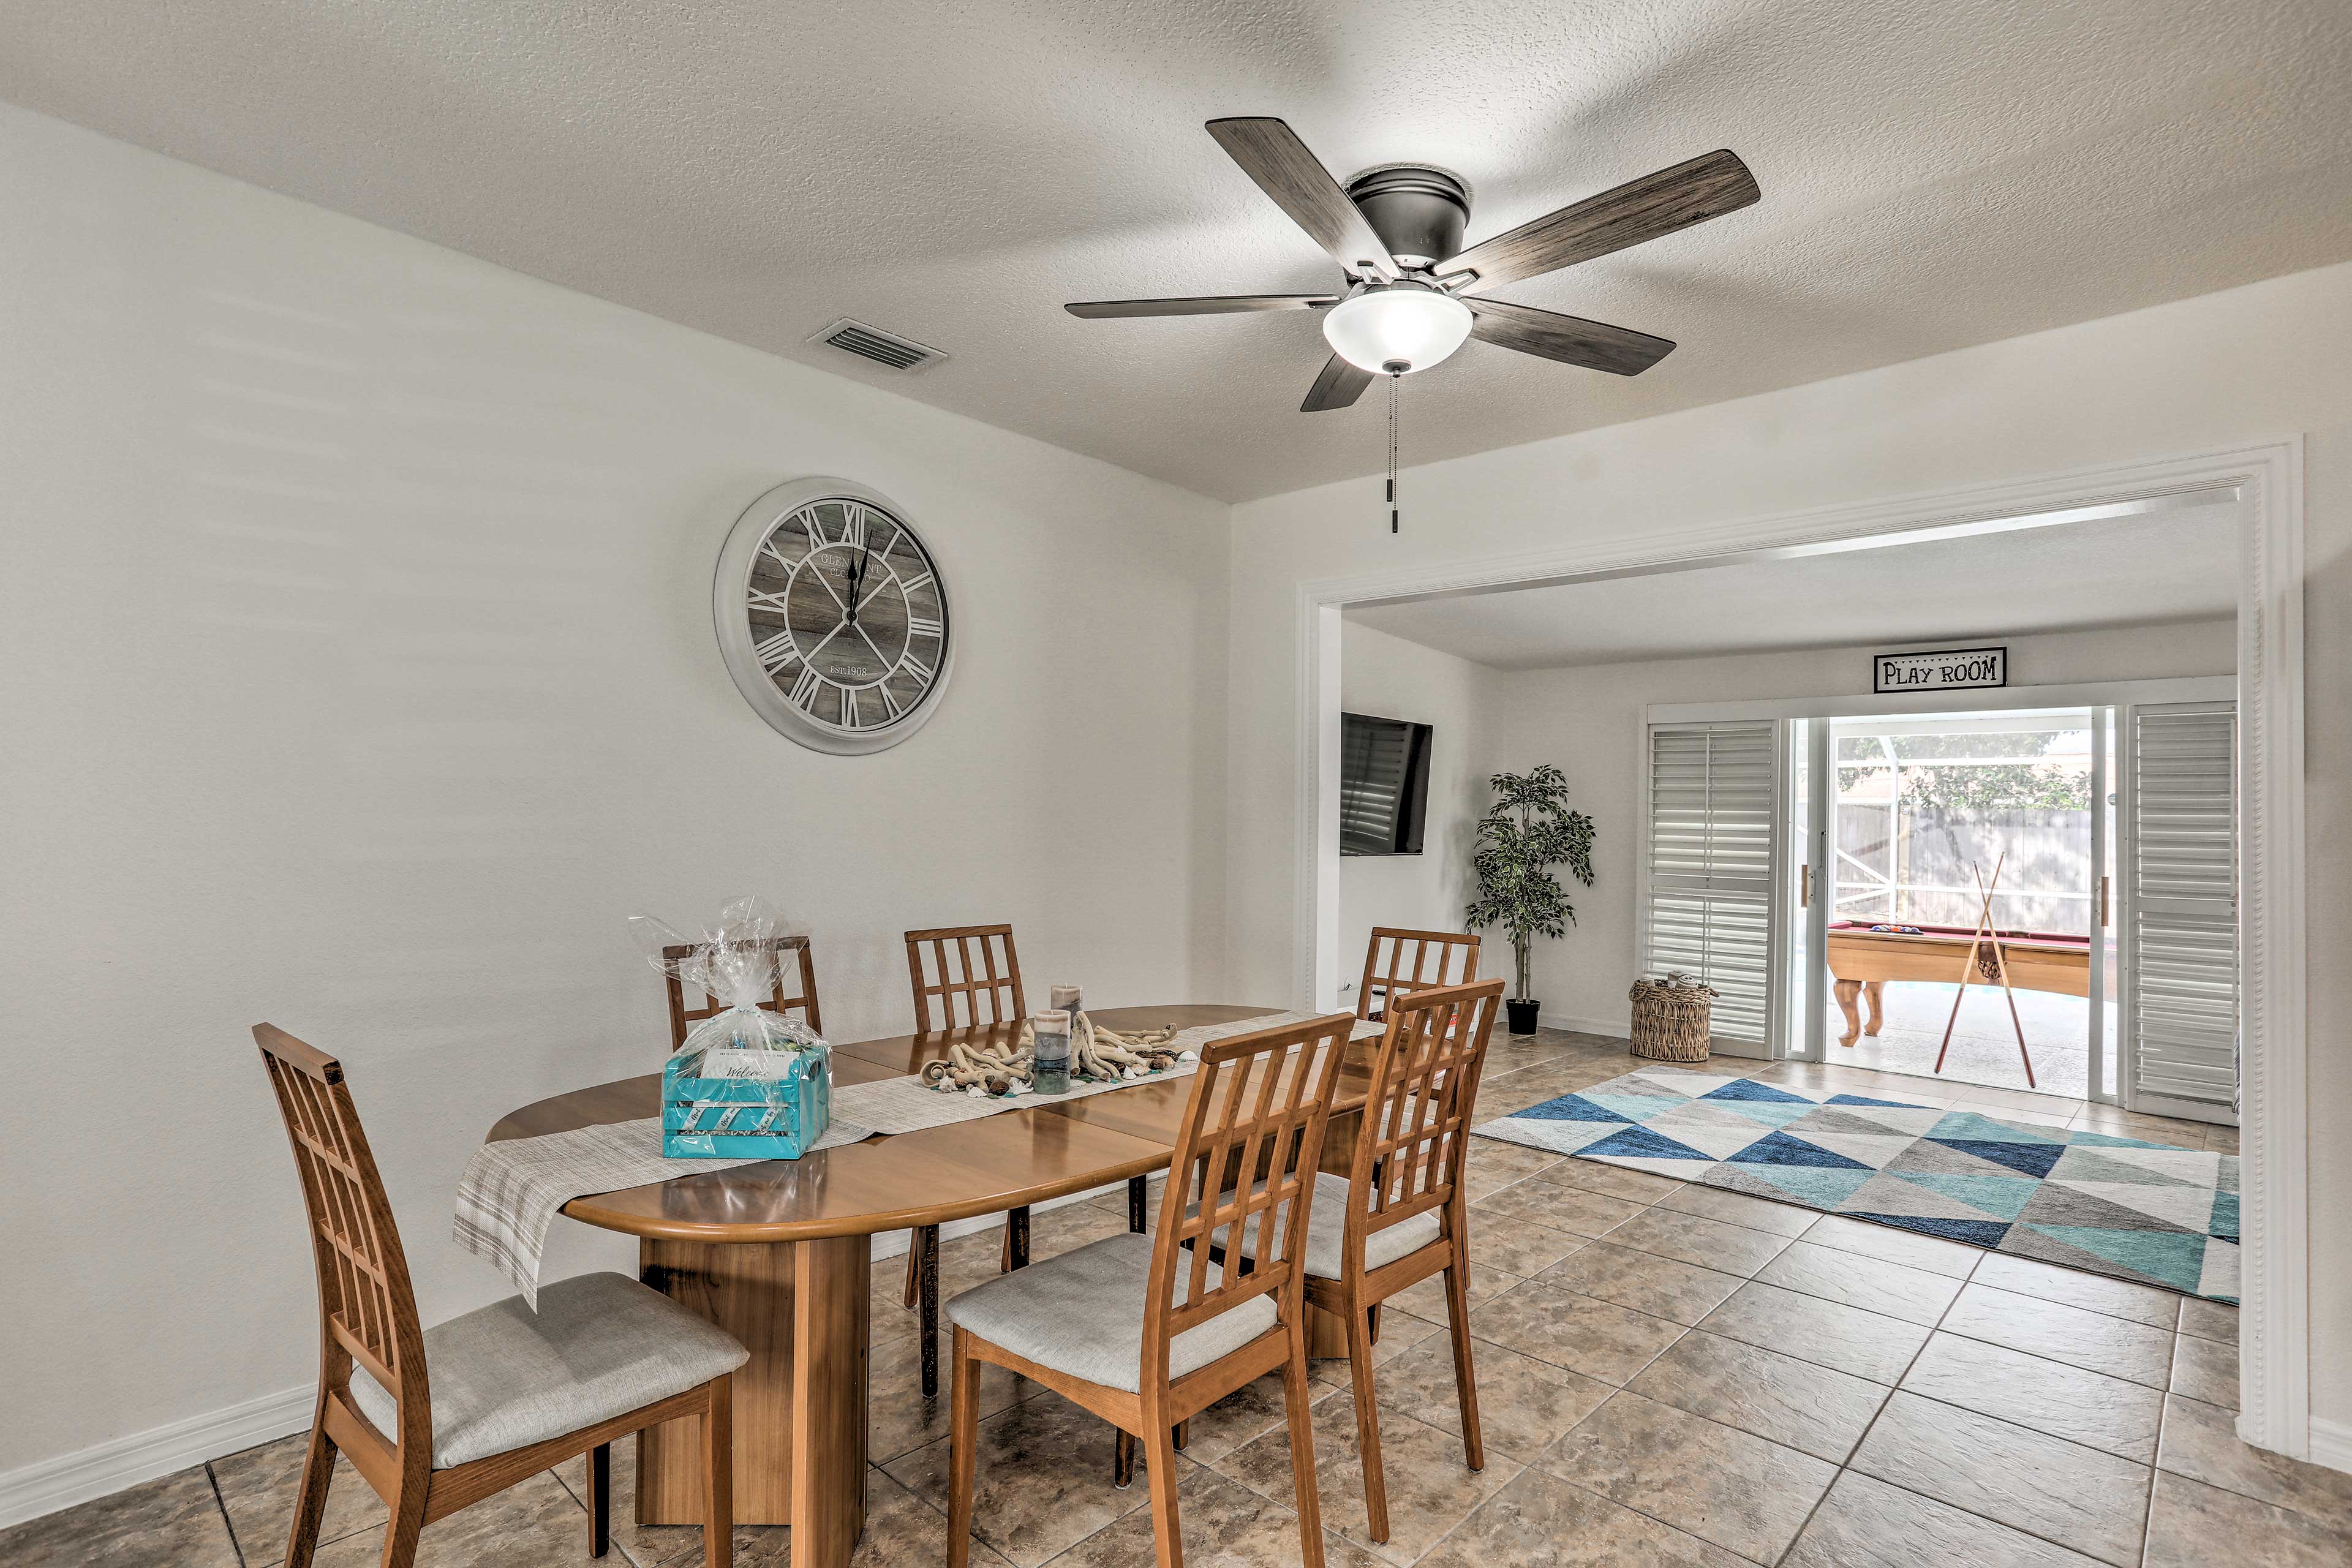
[1385,365,1403,533]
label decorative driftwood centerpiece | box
[918,1014,1187,1097]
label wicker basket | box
[1628,973,1718,1062]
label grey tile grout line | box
[1770,1242,1988,1566]
[1473,1168,1824,1562]
[1174,1390,1478,1568]
[1412,1178,1749,1564]
[1461,1168,1945,1565]
[1370,1449,1536,1568]
[1834,1393,2164,1568]
[1468,1144,2197,1567]
[2137,1395,2169,1568]
[865,1459,1032,1568]
[2149,1387,2332,1522]
[1492,1059,2233,1556]
[203,1460,247,1568]
[1801,1248,2204,1567]
[1505,1185,1966,1561]
[1068,1281,2224,1562]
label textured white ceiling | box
[3,1,2347,501]
[1346,505,2239,668]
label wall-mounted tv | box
[1340,711,1433,856]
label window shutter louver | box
[1643,721,1777,1044]
[2127,702,2239,1108]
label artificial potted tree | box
[1466,763,1596,1035]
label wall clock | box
[712,477,954,754]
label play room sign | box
[1874,646,2007,693]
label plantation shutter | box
[2127,701,2239,1109]
[1644,720,1776,1044]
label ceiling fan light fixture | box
[1321,282,1472,375]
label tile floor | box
[2,1033,2322,1567]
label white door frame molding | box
[1292,440,2307,1457]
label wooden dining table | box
[484,1002,1390,1566]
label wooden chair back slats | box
[1344,980,1504,1262]
[903,924,1025,1030]
[662,936,822,1047]
[260,1027,741,1565]
[1356,928,1480,1020]
[256,1024,431,1458]
[1148,1014,1349,1363]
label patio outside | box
[1818,717,2109,1101]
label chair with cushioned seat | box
[1201,978,1503,1544]
[944,1011,1351,1568]
[1355,927,1480,1020]
[257,1023,744,1568]
[899,922,1031,1399]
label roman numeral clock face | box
[713,479,954,753]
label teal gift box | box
[662,1043,832,1159]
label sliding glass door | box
[1646,692,2240,1124]
[1794,707,2111,1099]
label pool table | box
[1824,920,2111,1048]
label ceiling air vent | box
[809,318,949,372]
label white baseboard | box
[2307,1415,2352,1474]
[2129,1089,2239,1128]
[1530,1012,1776,1064]
[0,1383,315,1531]
[1534,1011,1630,1039]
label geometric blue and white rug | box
[1474,1065,2239,1302]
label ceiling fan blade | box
[1466,297,1676,376]
[1439,149,1759,293]
[1301,353,1374,412]
[1064,294,1339,318]
[1207,118,1399,282]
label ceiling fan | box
[1066,118,1760,412]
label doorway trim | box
[1292,440,2305,1458]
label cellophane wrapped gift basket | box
[633,898,832,1158]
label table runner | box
[456,1009,1359,1305]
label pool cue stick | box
[1974,859,2037,1088]
[1933,852,2007,1074]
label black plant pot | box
[1505,998,1542,1036]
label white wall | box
[1226,261,2352,1437]
[8,86,2352,1498]
[1336,622,1499,1001]
[0,105,1229,1482]
[1472,620,2237,1037]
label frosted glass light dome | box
[1321,282,1473,374]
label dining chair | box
[1200,978,1503,1544]
[1355,927,1480,1021]
[899,923,1030,1396]
[944,1011,1351,1568]
[661,933,823,1048]
[256,1024,747,1568]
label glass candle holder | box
[1031,1008,1072,1095]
